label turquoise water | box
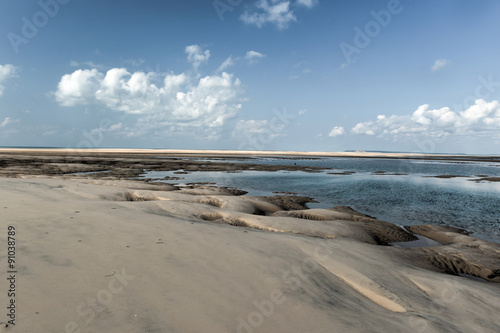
[142,157,500,243]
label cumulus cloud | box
[185,44,210,69]
[328,126,345,137]
[241,0,297,29]
[431,59,451,73]
[55,47,247,140]
[54,63,244,143]
[0,64,17,96]
[55,69,103,107]
[55,67,242,122]
[1,117,20,127]
[350,99,500,140]
[245,50,266,63]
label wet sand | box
[1,149,500,332]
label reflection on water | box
[142,157,500,243]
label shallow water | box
[142,157,500,243]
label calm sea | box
[142,157,500,243]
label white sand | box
[1,176,499,333]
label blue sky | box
[1,0,500,154]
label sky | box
[1,0,500,154]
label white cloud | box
[245,50,266,63]
[298,109,308,115]
[55,68,242,120]
[55,69,103,106]
[185,45,210,69]
[296,0,318,8]
[241,0,297,29]
[431,59,451,73]
[328,126,345,137]
[217,56,236,73]
[55,48,244,138]
[1,117,20,127]
[349,99,500,140]
[0,64,17,96]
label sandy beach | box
[1,149,500,332]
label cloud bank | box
[55,46,244,137]
[55,68,242,122]
[346,99,500,140]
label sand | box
[1,150,500,332]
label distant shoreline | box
[1,147,500,162]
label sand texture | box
[1,173,500,333]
